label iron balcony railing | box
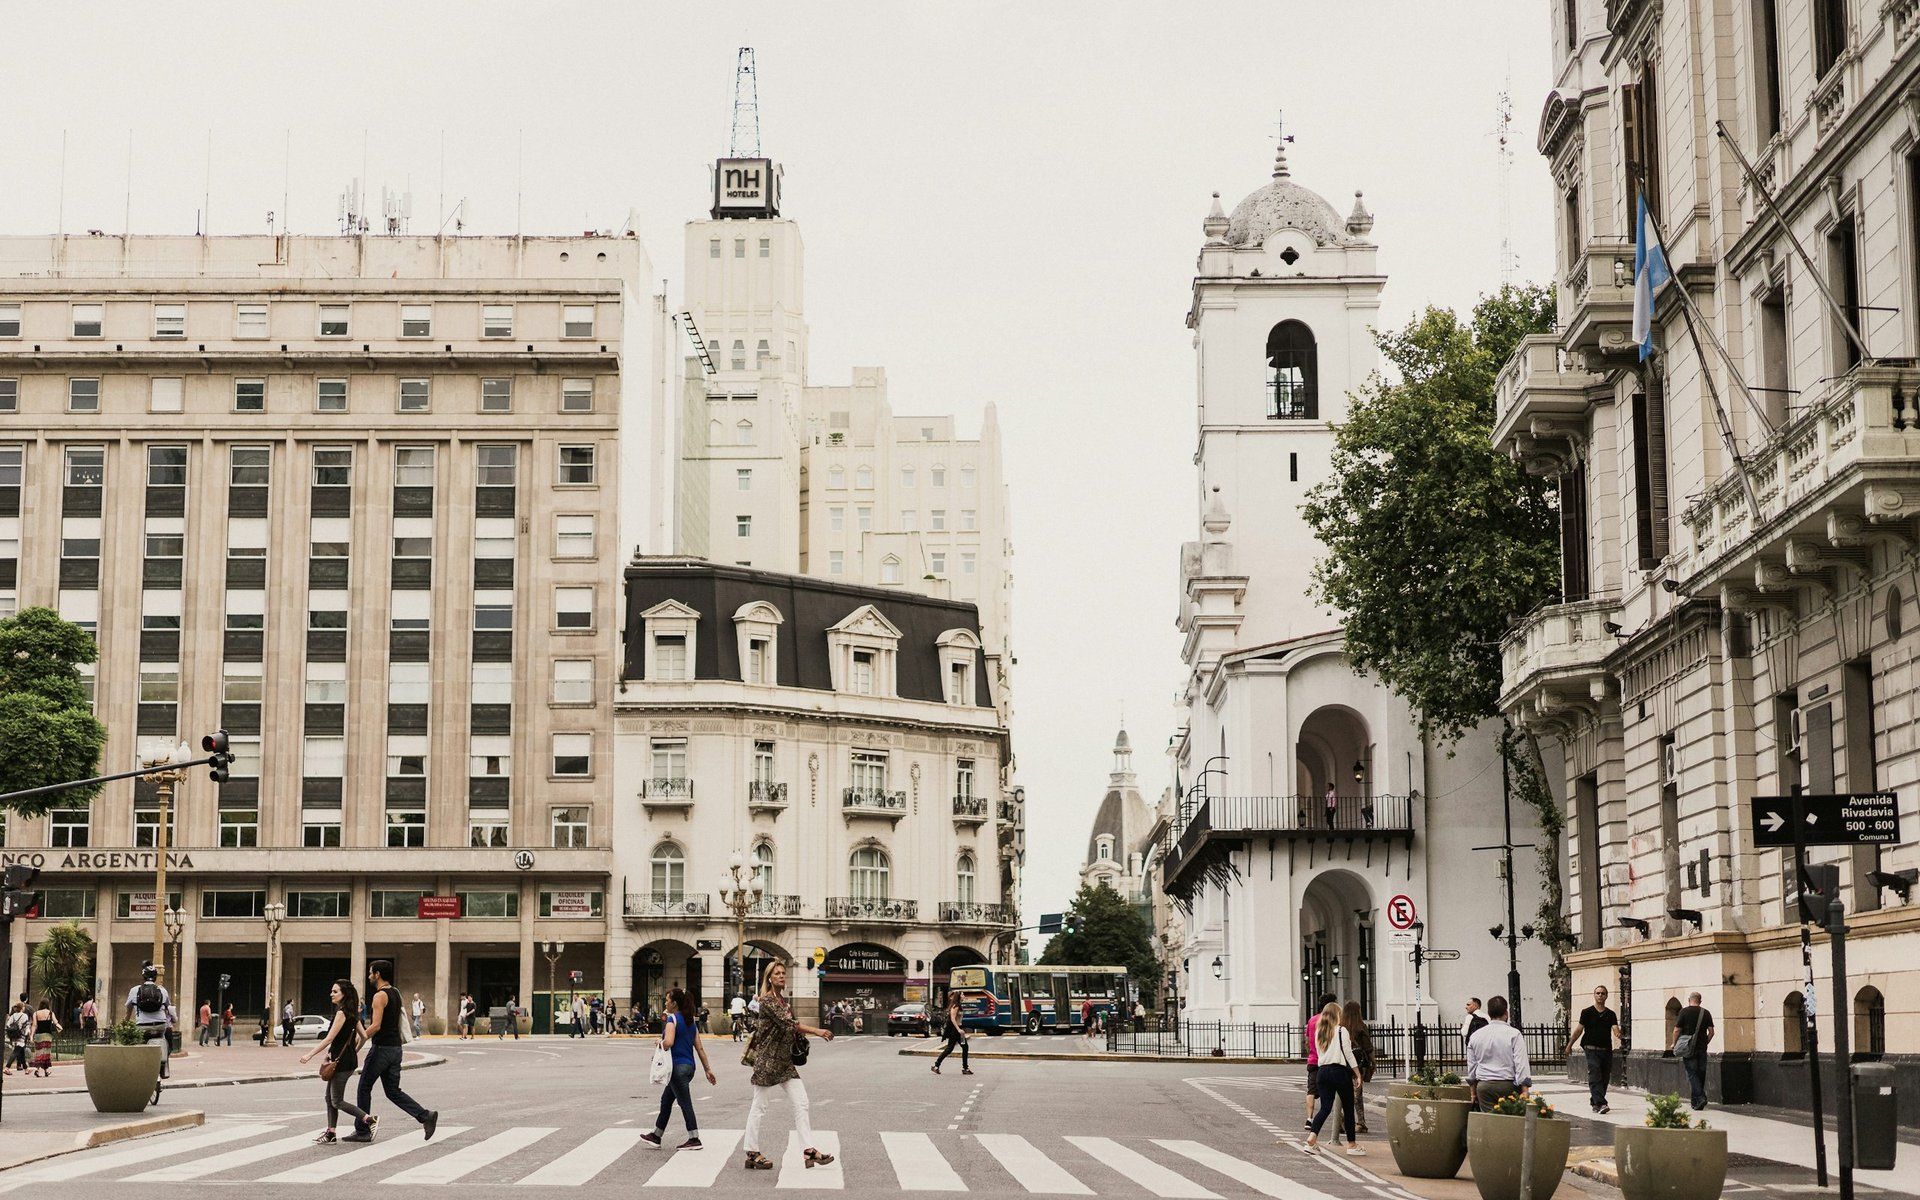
[643,777,694,802]
[1165,793,1414,890]
[747,894,803,918]
[747,780,788,807]
[623,893,710,919]
[938,901,1012,925]
[998,800,1020,823]
[825,896,918,921]
[952,795,989,821]
[843,787,908,814]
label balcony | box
[1560,239,1636,362]
[622,893,710,921]
[824,896,918,923]
[747,780,789,812]
[997,800,1021,824]
[1499,594,1622,728]
[1493,333,1604,475]
[747,894,803,919]
[1161,794,1413,901]
[952,795,989,825]
[1674,362,1920,597]
[642,777,694,808]
[938,901,1013,926]
[842,787,907,821]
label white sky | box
[1,1,1556,948]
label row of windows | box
[51,581,600,637]
[646,739,977,797]
[16,375,598,418]
[23,440,595,490]
[44,512,600,572]
[33,803,596,854]
[825,506,978,532]
[0,300,596,342]
[820,464,979,491]
[642,841,980,904]
[21,885,596,920]
[709,236,773,260]
[825,550,980,582]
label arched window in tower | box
[956,852,976,905]
[1266,320,1319,420]
[756,339,770,368]
[736,419,755,447]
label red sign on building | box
[418,896,462,920]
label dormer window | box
[655,636,688,679]
[733,600,784,686]
[827,604,902,698]
[641,599,700,681]
[936,628,982,707]
[880,555,902,585]
[851,650,876,695]
[1098,835,1114,862]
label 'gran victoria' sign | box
[0,851,196,871]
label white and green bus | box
[949,964,1129,1035]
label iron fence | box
[1106,1017,1568,1070]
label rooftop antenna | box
[382,186,412,234]
[1494,84,1518,286]
[729,46,762,157]
[338,178,367,235]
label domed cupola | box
[1224,139,1359,249]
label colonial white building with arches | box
[1163,140,1552,1026]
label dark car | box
[887,1002,933,1037]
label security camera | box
[1661,579,1681,594]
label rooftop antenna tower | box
[337,179,368,235]
[382,186,412,235]
[729,46,762,157]
[1494,86,1518,286]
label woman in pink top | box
[1302,994,1335,1130]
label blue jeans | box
[654,1060,697,1136]
[1682,1055,1707,1109]
[354,1044,430,1134]
[1309,1063,1356,1143]
[1584,1048,1612,1109]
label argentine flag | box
[1632,195,1671,361]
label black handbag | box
[790,1033,810,1066]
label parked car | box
[291,1014,331,1041]
[887,1003,933,1037]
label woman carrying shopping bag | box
[642,988,715,1150]
[299,978,373,1144]
[739,962,836,1171]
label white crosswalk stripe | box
[384,1126,556,1185]
[973,1134,1094,1195]
[882,1131,966,1190]
[125,1130,324,1181]
[776,1128,845,1188]
[259,1127,471,1183]
[1064,1137,1220,1199]
[516,1128,644,1186]
[1155,1140,1343,1200]
[13,1122,283,1181]
[640,1129,743,1187]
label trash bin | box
[1853,1061,1898,1171]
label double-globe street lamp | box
[261,901,285,1047]
[542,941,566,1034]
[162,906,186,1024]
[717,851,765,1006]
[143,740,193,989]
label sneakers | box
[1345,1146,1366,1157]
[1598,1103,1611,1114]
[341,1131,373,1144]
[961,1068,974,1075]
[640,1131,663,1148]
[679,1137,703,1150]
[423,1111,439,1141]
[1302,1139,1321,1156]
[313,1131,337,1145]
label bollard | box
[1519,1099,1538,1200]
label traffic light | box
[203,729,234,783]
[1063,914,1083,936]
[1,864,40,922]
[1797,863,1842,925]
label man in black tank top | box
[345,960,439,1142]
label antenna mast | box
[729,47,762,157]
[1494,87,1517,286]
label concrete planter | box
[1386,1095,1471,1178]
[1613,1126,1728,1200]
[1387,1081,1472,1102]
[83,1043,163,1114]
[1466,1111,1571,1200]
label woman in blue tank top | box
[641,987,716,1150]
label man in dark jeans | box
[346,961,439,1143]
[1669,991,1715,1111]
[1567,984,1622,1112]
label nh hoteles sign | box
[711,157,781,218]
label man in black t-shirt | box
[1566,985,1622,1112]
[1669,992,1715,1110]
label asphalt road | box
[0,1034,1451,1199]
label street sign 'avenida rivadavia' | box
[1751,792,1901,848]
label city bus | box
[948,965,1129,1035]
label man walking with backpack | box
[125,963,174,1079]
[346,960,439,1144]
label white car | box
[291,1014,332,1041]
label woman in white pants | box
[740,962,836,1170]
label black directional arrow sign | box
[1752,793,1901,848]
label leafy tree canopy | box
[1038,882,1162,998]
[1302,285,1561,741]
[30,921,96,1015]
[0,607,107,815]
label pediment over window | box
[830,604,903,641]
[734,600,785,626]
[642,598,701,621]
[936,628,980,651]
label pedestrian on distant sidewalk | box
[740,962,836,1171]
[1303,1001,1364,1157]
[1303,992,1334,1130]
[4,1003,28,1073]
[730,993,747,1041]
[345,961,439,1144]
[221,1003,235,1046]
[198,1000,212,1047]
[499,996,521,1040]
[300,977,372,1144]
[411,993,425,1039]
[1669,992,1715,1111]
[281,1000,296,1046]
[80,996,97,1042]
[1568,985,1621,1113]
[642,987,716,1151]
[571,995,588,1039]
[931,992,972,1075]
[1465,995,1530,1109]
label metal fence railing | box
[1106,1018,1568,1071]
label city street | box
[0,1036,1546,1199]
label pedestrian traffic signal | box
[202,728,234,783]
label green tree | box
[1038,882,1161,998]
[0,607,106,817]
[30,921,96,1016]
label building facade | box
[1496,0,1920,1113]
[1079,727,1155,901]
[0,232,661,1032]
[612,557,1011,1024]
[1163,143,1551,1027]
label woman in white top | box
[1304,1001,1364,1156]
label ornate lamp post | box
[541,941,566,1034]
[717,850,765,1002]
[143,740,193,985]
[261,901,285,1048]
[162,906,186,1011]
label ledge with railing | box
[824,896,918,922]
[642,777,694,805]
[1163,793,1413,898]
[952,795,989,823]
[748,894,803,918]
[623,893,710,919]
[842,787,908,817]
[938,901,1012,925]
[747,780,788,810]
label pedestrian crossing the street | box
[0,1122,1383,1196]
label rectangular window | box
[1754,0,1783,140]
[1630,383,1670,570]
[398,378,430,412]
[456,890,518,918]
[474,516,515,559]
[391,516,433,563]
[287,890,350,918]
[201,890,266,919]
[38,889,97,920]
[901,509,917,531]
[318,303,349,337]
[746,637,770,684]
[737,468,753,491]
[49,802,89,847]
[949,661,971,705]
[555,514,595,558]
[387,734,427,777]
[388,805,426,848]
[140,588,181,631]
[736,514,752,537]
[957,758,976,798]
[371,890,429,918]
[558,445,596,485]
[222,661,264,704]
[309,516,350,560]
[0,303,19,338]
[931,466,946,486]
[138,662,179,703]
[552,732,591,776]
[153,303,185,339]
[469,731,513,776]
[308,591,348,631]
[851,749,888,791]
[229,735,261,778]
[759,238,771,258]
[474,590,514,632]
[481,378,512,412]
[961,466,975,488]
[650,738,688,779]
[1830,213,1863,373]
[305,660,347,704]
[236,303,268,338]
[71,303,103,337]
[304,734,346,776]
[829,550,844,574]
[830,507,845,532]
[931,509,947,531]
[561,378,594,412]
[225,589,265,631]
[549,812,592,851]
[1814,0,1847,78]
[483,304,514,338]
[961,509,977,531]
[709,239,721,259]
[562,304,594,338]
[226,517,267,558]
[230,445,270,486]
[388,660,430,705]
[316,379,348,412]
[555,586,594,630]
[962,552,977,574]
[313,447,352,487]
[851,649,876,695]
[68,378,100,413]
[653,634,688,680]
[0,446,17,488]
[1559,466,1590,602]
[931,550,947,574]
[147,444,187,486]
[401,304,432,338]
[394,445,435,488]
[478,444,517,486]
[734,239,746,259]
[552,658,593,704]
[469,664,513,708]
[147,377,182,413]
[1621,66,1661,221]
[858,507,872,532]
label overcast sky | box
[2,1,1555,949]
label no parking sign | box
[1386,895,1418,930]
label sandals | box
[743,1151,774,1170]
[804,1148,836,1168]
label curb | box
[8,1051,447,1097]
[81,1108,205,1149]
[1569,1158,1620,1187]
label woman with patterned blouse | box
[740,961,836,1170]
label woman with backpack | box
[739,961,836,1171]
[641,987,716,1151]
[299,978,373,1144]
[1342,1000,1376,1135]
[4,1003,29,1073]
[1303,1000,1364,1157]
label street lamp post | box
[261,901,284,1048]
[144,741,192,987]
[717,850,765,1007]
[541,941,565,1034]
[162,907,185,1017]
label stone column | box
[433,873,452,1033]
[349,877,368,988]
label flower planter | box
[1387,1095,1472,1178]
[1387,1081,1472,1102]
[1466,1110,1571,1200]
[1613,1126,1728,1200]
[83,1042,163,1114]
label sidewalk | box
[0,1106,203,1172]
[1,1041,444,1096]
[1532,1078,1920,1195]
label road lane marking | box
[515,1128,642,1185]
[642,1129,742,1187]
[261,1127,470,1183]
[1157,1139,1344,1200]
[385,1126,555,1185]
[126,1131,323,1181]
[14,1123,283,1181]
[777,1129,844,1189]
[882,1132,965,1190]
[974,1134,1094,1195]
[1064,1137,1218,1199]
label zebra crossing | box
[0,1119,1371,1196]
